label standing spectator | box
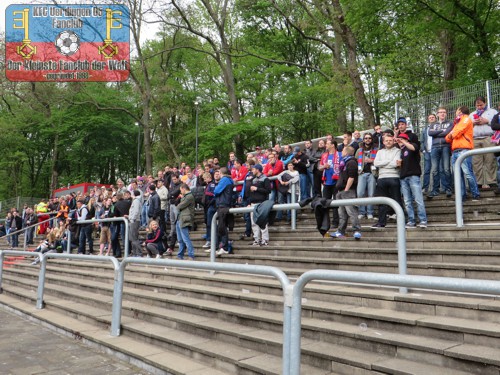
[166,173,182,255]
[352,130,363,145]
[280,145,294,166]
[97,198,112,256]
[128,190,143,257]
[355,133,378,220]
[202,172,217,249]
[176,183,196,260]
[373,124,384,150]
[470,96,498,189]
[338,131,360,153]
[292,146,311,200]
[147,183,161,222]
[263,152,284,203]
[446,106,480,201]
[249,164,272,246]
[420,113,435,194]
[239,160,255,240]
[371,131,403,229]
[5,212,12,246]
[156,179,169,233]
[214,168,234,255]
[318,140,341,230]
[227,151,236,172]
[24,207,37,245]
[303,140,316,198]
[331,146,361,239]
[76,199,93,254]
[396,133,428,228]
[428,107,453,198]
[311,139,326,197]
[277,162,300,222]
[10,209,23,248]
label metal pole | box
[37,254,48,309]
[136,122,140,176]
[486,80,492,109]
[195,102,199,167]
[290,182,297,230]
[0,251,4,293]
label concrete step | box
[3,263,500,375]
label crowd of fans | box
[3,97,500,260]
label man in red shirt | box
[263,152,284,202]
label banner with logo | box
[5,4,130,82]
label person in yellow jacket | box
[446,106,480,201]
[36,199,50,234]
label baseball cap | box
[252,164,263,172]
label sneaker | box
[388,214,397,221]
[146,254,151,258]
[323,232,330,238]
[358,214,365,220]
[367,214,374,220]
[252,240,261,246]
[353,231,362,240]
[371,223,385,229]
[260,240,269,246]
[156,254,162,259]
[202,241,210,248]
[419,222,427,228]
[472,196,480,202]
[405,222,416,229]
[201,234,207,240]
[216,248,228,256]
[166,248,173,256]
[330,231,345,239]
[204,248,211,253]
[446,191,452,198]
[187,257,195,261]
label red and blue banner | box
[5,4,130,82]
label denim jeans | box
[422,152,431,191]
[140,202,149,227]
[452,150,480,200]
[206,205,216,241]
[299,173,310,201]
[78,224,93,254]
[357,172,376,216]
[400,175,427,224]
[430,146,451,194]
[277,191,292,221]
[176,222,194,259]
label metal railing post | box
[486,80,492,109]
[37,254,48,309]
[121,258,292,374]
[0,251,4,293]
[290,182,297,230]
[111,260,125,336]
[453,146,500,227]
[210,212,218,265]
[289,269,500,375]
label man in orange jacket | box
[446,106,480,201]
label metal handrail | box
[76,217,130,257]
[233,176,299,229]
[453,145,500,227]
[4,216,54,250]
[209,197,407,292]
[289,269,500,375]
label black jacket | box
[249,174,271,204]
